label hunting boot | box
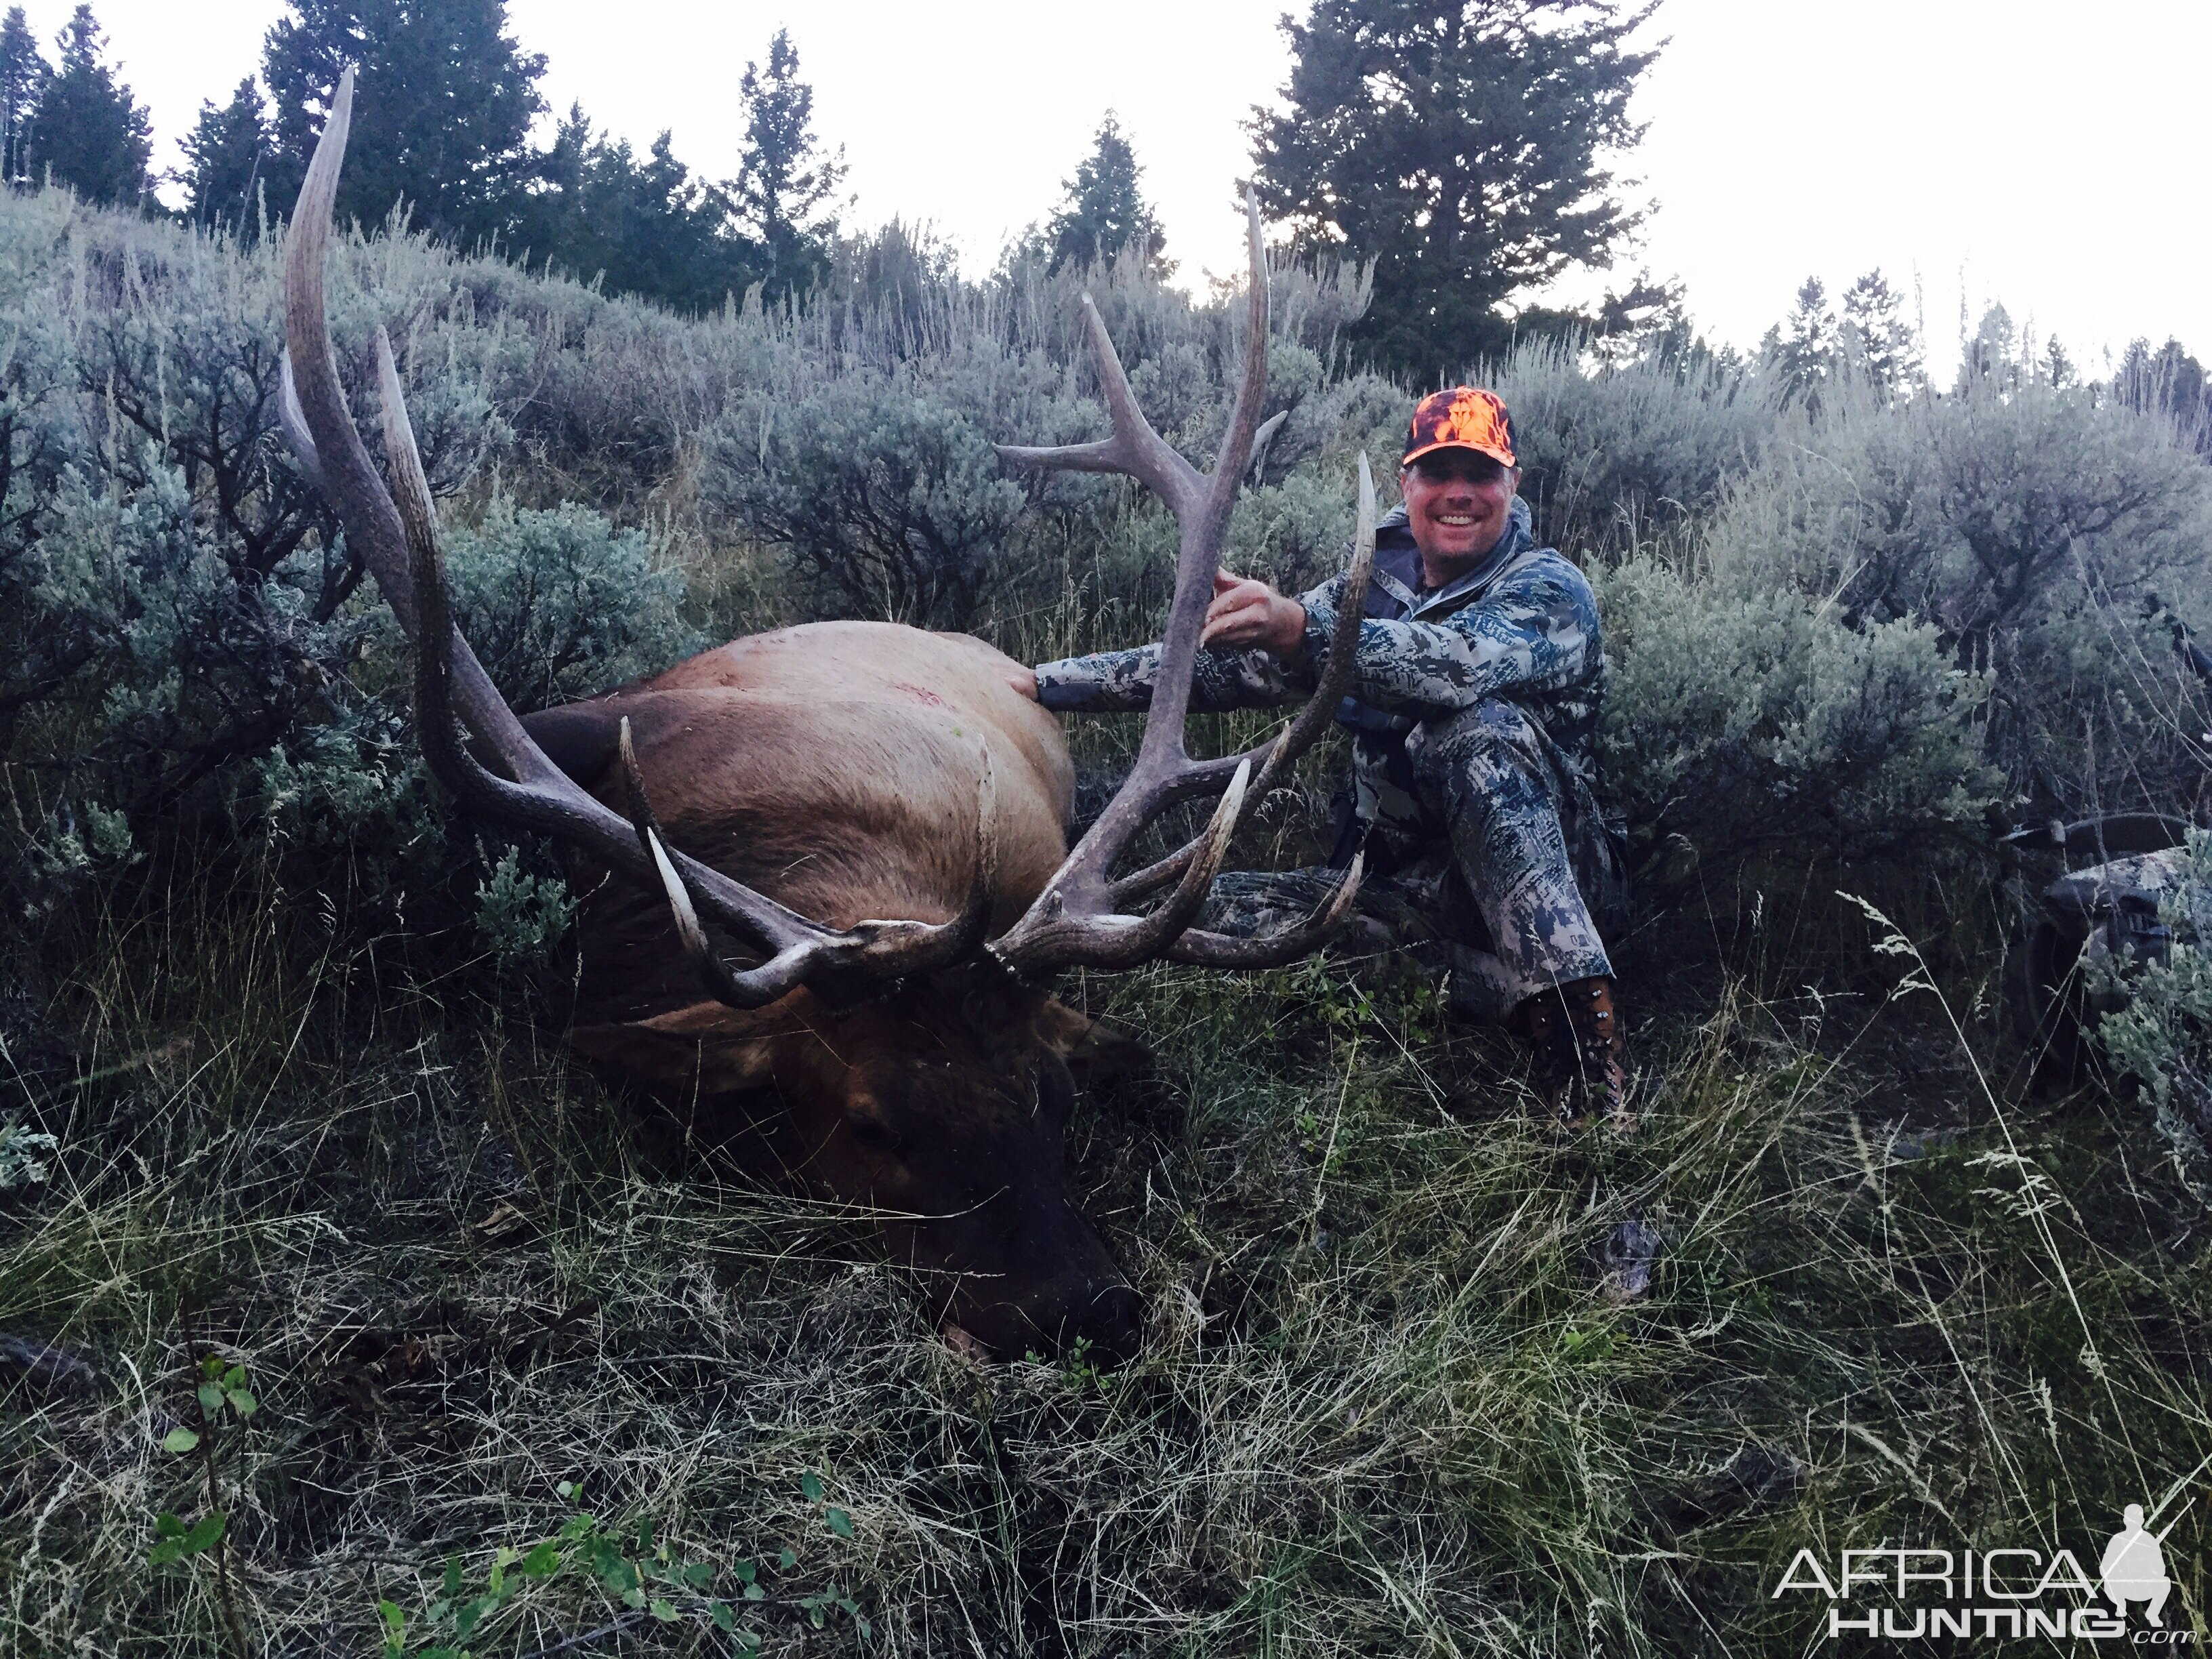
[1520,975,1634,1133]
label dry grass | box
[2,855,2209,1657]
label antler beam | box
[988,196,1374,977]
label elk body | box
[280,71,1370,1361]
[517,623,1141,1359]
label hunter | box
[1010,388,1631,1127]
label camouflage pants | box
[1201,698,1620,1023]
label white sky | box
[25,0,2212,373]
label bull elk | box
[279,70,1373,1361]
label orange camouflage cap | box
[1401,387,1517,470]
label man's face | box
[1399,449,1518,569]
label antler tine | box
[384,323,612,840]
[285,75,992,1001]
[275,352,327,493]
[614,718,821,1008]
[1167,853,1365,968]
[999,191,1271,779]
[996,295,1204,515]
[1246,449,1376,798]
[1200,188,1275,533]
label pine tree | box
[35,3,149,207]
[1762,277,1836,406]
[1837,268,1921,395]
[1045,112,1167,276]
[1588,272,1683,368]
[731,28,847,302]
[261,0,547,249]
[1249,0,1656,383]
[521,105,764,314]
[180,79,269,230]
[0,6,47,186]
[2116,337,2211,453]
[1958,303,2019,391]
[2042,335,2074,389]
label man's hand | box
[1004,664,1039,701]
[1202,570,1307,661]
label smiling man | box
[1013,388,1631,1128]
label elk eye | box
[846,1112,903,1155]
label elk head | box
[278,68,1371,1364]
[565,960,1148,1362]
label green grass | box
[1,857,2208,1656]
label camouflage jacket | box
[1035,495,1607,842]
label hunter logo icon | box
[1769,1484,2208,1643]
[2101,1503,2173,1626]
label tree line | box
[0,0,847,310]
[0,0,2206,407]
[0,0,1673,373]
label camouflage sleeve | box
[1034,639,1309,714]
[1296,557,1597,717]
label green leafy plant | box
[1023,1335,1115,1397]
[797,1583,869,1633]
[798,1468,857,1540]
[375,1471,869,1656]
[378,1489,739,1658]
[148,1348,255,1654]
[1559,1326,1618,1364]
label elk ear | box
[568,1005,784,1097]
[523,701,627,789]
[1029,1000,1153,1082]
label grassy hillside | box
[1,190,2209,1654]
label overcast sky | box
[26,0,2210,374]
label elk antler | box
[989,194,1375,977]
[282,66,993,1008]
